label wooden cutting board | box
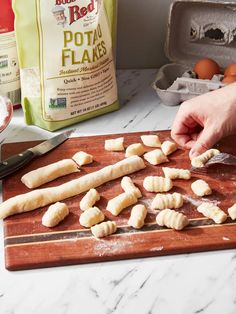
[2,130,236,271]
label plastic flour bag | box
[13,0,119,131]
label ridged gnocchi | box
[80,188,100,211]
[161,141,178,156]
[156,208,189,230]
[191,149,220,168]
[191,180,212,197]
[72,151,93,166]
[151,192,183,210]
[105,137,124,151]
[125,143,145,158]
[143,176,173,192]
[228,203,236,220]
[106,191,138,216]
[121,176,142,198]
[162,167,191,180]
[91,221,117,238]
[128,204,147,229]
[197,202,227,224]
[79,206,105,228]
[42,202,69,228]
[141,135,161,147]
[143,149,168,165]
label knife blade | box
[0,129,74,180]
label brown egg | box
[193,58,220,80]
[222,75,236,84]
[224,63,236,77]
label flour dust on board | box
[13,0,119,131]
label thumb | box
[189,126,221,159]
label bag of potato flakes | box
[13,0,119,131]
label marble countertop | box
[0,70,235,314]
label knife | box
[0,129,74,180]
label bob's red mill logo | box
[54,0,100,25]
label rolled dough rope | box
[42,202,69,228]
[106,191,138,216]
[121,176,142,198]
[21,159,79,189]
[0,156,146,220]
[80,188,100,211]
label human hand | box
[171,82,236,159]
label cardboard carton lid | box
[165,0,236,69]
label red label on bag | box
[0,0,14,34]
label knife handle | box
[0,150,35,180]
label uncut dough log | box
[107,191,138,216]
[21,159,79,189]
[143,176,173,192]
[72,151,93,166]
[80,189,100,211]
[121,176,142,198]
[197,202,227,224]
[125,143,145,157]
[191,179,212,197]
[162,167,191,180]
[79,207,105,228]
[191,149,220,168]
[228,203,236,220]
[143,149,168,165]
[128,204,147,229]
[0,156,146,219]
[105,137,124,151]
[141,135,161,147]
[42,202,69,227]
[156,208,189,230]
[161,141,178,156]
[151,192,183,210]
[91,221,117,238]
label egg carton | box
[153,0,236,106]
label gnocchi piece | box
[191,149,220,168]
[228,203,236,220]
[106,192,138,216]
[191,180,212,197]
[125,143,145,158]
[161,141,178,156]
[42,202,69,227]
[197,202,227,224]
[72,151,93,166]
[128,204,147,229]
[156,208,189,230]
[121,176,142,198]
[141,135,161,147]
[105,137,124,151]
[143,176,173,193]
[151,192,183,210]
[162,167,191,180]
[79,206,105,228]
[143,149,168,165]
[80,188,100,211]
[91,221,117,238]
